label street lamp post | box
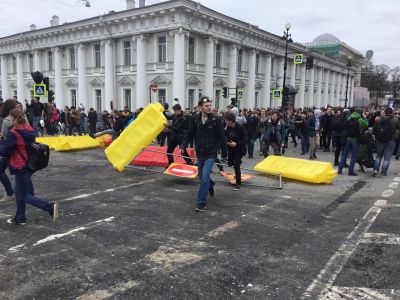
[281,23,293,109]
[344,57,351,108]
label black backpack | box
[374,118,394,143]
[345,117,361,138]
[14,130,50,171]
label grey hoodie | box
[231,107,247,126]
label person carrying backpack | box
[338,107,368,176]
[0,108,58,225]
[372,107,399,176]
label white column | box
[54,47,63,106]
[298,64,306,108]
[323,70,330,107]
[308,67,315,107]
[316,67,323,108]
[1,55,9,99]
[263,55,272,108]
[204,37,214,99]
[329,71,336,106]
[34,50,42,72]
[290,62,296,87]
[277,57,284,89]
[77,44,88,108]
[16,53,25,101]
[247,50,256,109]
[228,45,238,107]
[136,35,147,109]
[173,31,186,105]
[104,40,115,111]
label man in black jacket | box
[166,104,193,166]
[320,107,334,152]
[181,97,227,212]
[225,112,247,191]
[88,108,98,137]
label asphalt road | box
[0,142,399,300]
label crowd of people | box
[1,94,399,214]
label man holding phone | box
[181,97,227,212]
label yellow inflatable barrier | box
[36,135,111,151]
[105,102,167,172]
[254,156,337,184]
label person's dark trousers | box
[228,150,243,186]
[338,138,359,174]
[159,132,169,147]
[322,130,332,150]
[247,136,255,158]
[197,158,215,205]
[0,158,13,196]
[288,129,297,146]
[374,140,395,176]
[14,169,53,222]
[69,123,82,136]
[300,133,309,154]
[167,138,192,165]
[89,123,97,136]
[334,136,345,164]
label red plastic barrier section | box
[131,146,195,167]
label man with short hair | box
[262,111,286,157]
[181,97,227,212]
[26,97,44,137]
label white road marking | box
[0,213,12,219]
[388,182,399,189]
[7,217,115,252]
[76,280,140,300]
[374,200,387,207]
[381,189,394,198]
[393,177,400,182]
[301,200,386,299]
[361,233,400,245]
[322,286,400,300]
[281,195,292,199]
[57,179,156,203]
[386,204,400,208]
[206,221,239,238]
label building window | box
[12,56,16,73]
[215,44,221,68]
[70,89,77,107]
[123,41,131,66]
[188,89,195,110]
[158,88,166,103]
[13,90,17,97]
[29,53,34,72]
[124,89,131,110]
[255,91,260,108]
[94,44,101,68]
[237,49,243,71]
[48,51,53,70]
[158,36,167,63]
[188,37,195,64]
[95,89,102,110]
[70,48,75,69]
[256,54,260,74]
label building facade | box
[0,0,361,111]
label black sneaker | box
[50,203,59,222]
[209,185,215,197]
[348,172,358,176]
[7,217,27,226]
[195,203,207,212]
[233,185,241,191]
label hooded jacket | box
[231,107,247,126]
[0,124,35,174]
[345,112,368,138]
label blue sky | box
[1,0,398,67]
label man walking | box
[181,97,227,212]
[26,97,44,137]
[261,111,285,157]
[306,110,317,160]
[88,108,98,137]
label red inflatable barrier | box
[131,146,195,167]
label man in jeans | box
[26,97,44,137]
[338,108,368,176]
[181,97,227,212]
[373,108,399,176]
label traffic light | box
[306,57,314,70]
[42,77,50,92]
[222,87,228,98]
[48,90,55,102]
[31,71,43,84]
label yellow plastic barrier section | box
[105,102,167,172]
[254,156,337,184]
[36,135,111,151]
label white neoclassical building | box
[0,0,362,111]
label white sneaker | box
[0,195,15,203]
[51,202,59,222]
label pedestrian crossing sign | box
[237,88,244,101]
[294,53,303,64]
[33,84,47,97]
[272,89,282,100]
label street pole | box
[281,23,292,109]
[344,58,351,108]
